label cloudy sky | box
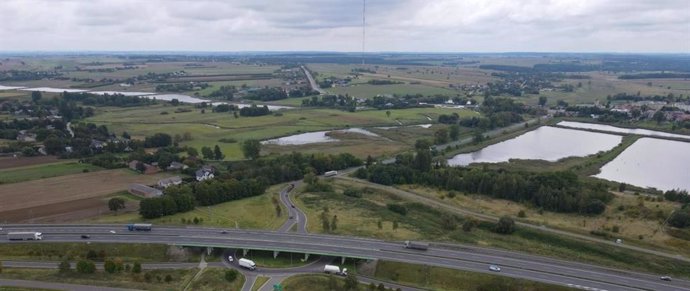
[1,0,688,53]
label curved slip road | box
[1,225,688,291]
[276,182,308,233]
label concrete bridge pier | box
[243,249,249,256]
[303,253,310,261]
[273,251,279,259]
[206,247,213,255]
[341,256,346,265]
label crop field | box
[0,156,61,170]
[0,169,173,222]
[0,160,103,184]
[86,104,474,160]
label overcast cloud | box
[0,0,688,52]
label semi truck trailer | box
[324,264,348,276]
[324,170,338,177]
[239,258,256,270]
[127,223,152,231]
[404,240,429,250]
[7,232,42,241]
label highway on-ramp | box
[1,225,688,291]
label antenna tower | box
[362,0,366,65]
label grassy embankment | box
[0,243,197,262]
[368,261,576,291]
[295,179,690,277]
[187,267,245,291]
[84,184,288,230]
[251,276,270,291]
[0,161,103,184]
[241,250,318,268]
[281,274,368,291]
[0,268,196,291]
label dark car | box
[291,204,296,208]
[221,230,229,234]
[81,235,91,239]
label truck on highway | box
[239,258,256,270]
[127,223,152,231]
[324,264,348,276]
[404,240,429,250]
[7,232,42,241]
[324,170,338,177]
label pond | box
[90,91,156,96]
[19,87,88,93]
[447,126,622,166]
[557,121,690,141]
[594,138,690,191]
[262,128,379,145]
[0,85,26,90]
[144,94,293,110]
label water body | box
[558,121,690,141]
[447,126,622,166]
[376,124,432,130]
[262,128,379,145]
[595,138,690,191]
[0,85,26,90]
[20,87,88,93]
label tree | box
[108,197,126,213]
[414,139,432,172]
[392,220,399,230]
[86,250,98,260]
[377,220,383,230]
[330,215,338,231]
[201,146,214,160]
[668,209,690,229]
[104,259,117,273]
[165,274,173,283]
[43,135,66,155]
[135,162,146,173]
[241,139,261,160]
[386,110,391,118]
[122,131,131,139]
[366,155,374,168]
[538,96,547,107]
[653,110,666,124]
[344,272,359,290]
[213,145,225,160]
[225,269,237,282]
[449,124,460,141]
[76,260,96,274]
[434,128,449,144]
[132,261,142,273]
[494,216,515,234]
[186,147,199,157]
[618,183,627,192]
[58,259,71,273]
[31,91,42,103]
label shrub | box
[386,204,407,216]
[494,216,515,234]
[58,259,71,273]
[165,274,173,283]
[76,260,96,274]
[517,210,526,218]
[612,225,620,233]
[225,269,238,282]
[132,261,142,273]
[343,188,362,198]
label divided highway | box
[1,225,688,291]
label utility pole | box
[362,0,366,65]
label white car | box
[109,230,116,234]
[660,276,672,281]
[489,265,501,272]
[228,256,234,262]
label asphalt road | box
[1,225,688,291]
[301,65,326,95]
[0,279,140,291]
[276,181,308,233]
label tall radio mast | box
[362,0,366,65]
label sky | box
[0,0,688,53]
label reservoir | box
[557,121,690,141]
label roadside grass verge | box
[251,276,270,291]
[282,274,368,291]
[0,268,196,291]
[0,243,194,262]
[0,161,103,184]
[369,260,576,291]
[298,179,690,277]
[187,267,244,291]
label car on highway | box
[109,230,116,234]
[81,234,90,239]
[291,204,295,208]
[289,216,294,219]
[227,255,234,262]
[489,265,501,272]
[221,230,229,234]
[660,276,672,281]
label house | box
[16,130,36,142]
[195,166,215,181]
[128,160,160,175]
[158,176,182,188]
[128,184,163,198]
[167,161,188,171]
[90,139,106,150]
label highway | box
[1,225,688,291]
[301,65,326,95]
[276,181,308,233]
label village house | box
[167,161,188,171]
[16,130,37,142]
[195,165,215,181]
[128,184,163,198]
[128,160,160,175]
[158,176,182,188]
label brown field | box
[0,155,60,169]
[0,169,172,222]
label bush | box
[386,204,407,216]
[612,225,620,233]
[494,216,515,234]
[517,210,526,218]
[165,274,173,283]
[132,261,142,273]
[104,259,116,273]
[225,269,239,282]
[446,191,457,198]
[76,260,96,274]
[343,188,362,198]
[58,259,71,273]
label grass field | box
[84,184,287,230]
[0,287,57,291]
[327,83,458,98]
[0,268,196,291]
[298,178,690,277]
[85,104,475,160]
[241,250,318,268]
[369,261,575,291]
[281,274,368,291]
[0,243,193,262]
[0,156,61,170]
[187,267,244,291]
[0,161,103,184]
[251,276,269,291]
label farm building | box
[158,176,182,188]
[128,184,163,198]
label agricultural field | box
[0,169,174,222]
[0,160,103,184]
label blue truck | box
[127,223,152,231]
